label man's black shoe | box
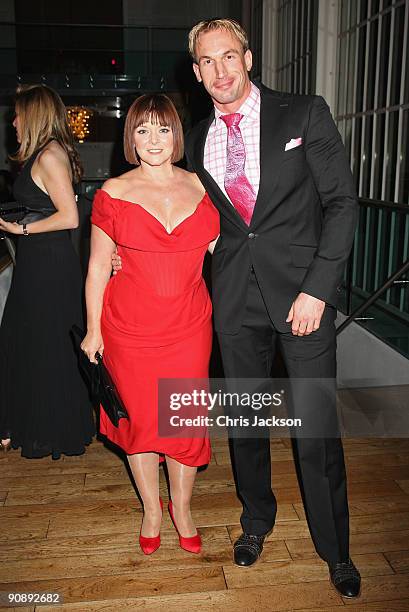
[233,533,265,566]
[329,558,361,598]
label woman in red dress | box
[81,94,219,555]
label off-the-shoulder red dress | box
[91,189,219,466]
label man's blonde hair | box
[188,18,249,63]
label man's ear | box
[192,62,202,83]
[244,49,253,72]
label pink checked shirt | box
[204,82,260,203]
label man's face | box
[192,29,252,112]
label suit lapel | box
[250,85,291,227]
[193,112,248,230]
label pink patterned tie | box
[220,113,256,225]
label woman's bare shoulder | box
[37,141,69,168]
[177,168,205,193]
[102,171,137,198]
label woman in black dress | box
[0,84,95,458]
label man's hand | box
[286,292,325,336]
[111,249,122,275]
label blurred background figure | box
[0,84,95,458]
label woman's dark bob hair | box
[123,93,184,165]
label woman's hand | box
[0,219,22,234]
[81,330,104,364]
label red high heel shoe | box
[139,497,163,555]
[168,500,201,554]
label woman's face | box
[13,108,22,144]
[133,119,174,167]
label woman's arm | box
[0,146,79,235]
[81,225,116,363]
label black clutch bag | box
[0,202,29,223]
[71,325,129,428]
[0,203,24,265]
[0,201,56,224]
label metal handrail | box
[337,258,409,335]
[358,198,409,214]
[343,197,409,317]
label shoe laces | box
[235,533,264,553]
[331,560,360,585]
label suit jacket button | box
[248,232,256,239]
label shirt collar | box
[214,82,260,126]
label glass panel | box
[389,212,407,307]
[344,118,353,166]
[347,30,357,114]
[356,23,366,112]
[377,10,391,109]
[370,0,381,17]
[373,112,386,199]
[349,0,359,26]
[296,0,302,60]
[384,110,399,202]
[340,0,350,34]
[353,205,367,286]
[366,16,379,110]
[352,116,363,189]
[359,0,369,22]
[389,4,405,107]
[398,109,409,203]
[361,114,374,198]
[277,7,282,75]
[343,294,409,358]
[337,35,348,116]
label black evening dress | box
[0,146,95,458]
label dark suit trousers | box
[217,272,350,566]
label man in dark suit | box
[184,18,360,598]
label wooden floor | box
[1,436,409,611]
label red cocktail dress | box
[91,189,219,466]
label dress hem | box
[99,432,211,467]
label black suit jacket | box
[185,83,358,334]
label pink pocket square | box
[285,137,303,151]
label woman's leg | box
[127,452,161,537]
[166,456,198,537]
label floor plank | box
[287,530,409,559]
[40,581,342,611]
[397,480,409,494]
[0,516,49,543]
[293,496,409,519]
[342,573,409,604]
[384,549,409,573]
[3,566,226,604]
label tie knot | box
[220,113,243,128]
